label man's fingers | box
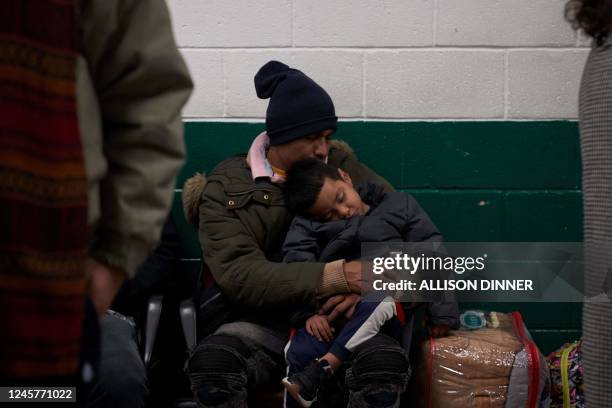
[306,323,313,337]
[327,311,339,322]
[320,295,345,314]
[321,295,344,313]
[343,294,361,319]
[328,298,352,322]
[345,303,358,320]
[327,303,346,322]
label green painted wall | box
[173,120,583,353]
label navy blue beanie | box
[254,61,337,146]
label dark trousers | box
[188,330,409,408]
[87,312,148,408]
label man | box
[183,61,409,407]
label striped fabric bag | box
[547,340,584,408]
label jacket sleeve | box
[199,181,326,308]
[427,300,460,328]
[402,194,443,242]
[81,0,193,276]
[402,194,460,328]
[282,217,322,263]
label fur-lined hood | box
[181,139,357,227]
[182,172,207,227]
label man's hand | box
[428,323,452,338]
[343,261,362,293]
[320,293,362,323]
[306,314,334,342]
[86,258,126,318]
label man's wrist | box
[318,259,350,299]
[343,260,363,293]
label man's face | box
[309,169,369,222]
[275,129,333,166]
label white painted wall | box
[168,0,589,120]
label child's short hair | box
[284,158,341,216]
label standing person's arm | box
[80,0,193,313]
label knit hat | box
[254,61,337,146]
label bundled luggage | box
[414,311,550,408]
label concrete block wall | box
[168,0,590,120]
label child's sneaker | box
[282,359,333,407]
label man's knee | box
[346,335,410,406]
[188,335,249,407]
[89,313,148,408]
[348,345,410,384]
[98,364,148,406]
[347,384,404,408]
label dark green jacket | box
[183,141,392,316]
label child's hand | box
[428,323,452,338]
[306,314,335,342]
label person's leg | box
[326,294,397,366]
[283,328,332,407]
[188,333,283,408]
[187,334,249,408]
[285,328,331,375]
[87,311,148,408]
[345,333,410,408]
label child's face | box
[309,169,369,221]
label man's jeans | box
[188,331,409,408]
[344,334,411,408]
[87,311,148,408]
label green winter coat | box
[183,141,392,316]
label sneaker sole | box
[281,377,315,408]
